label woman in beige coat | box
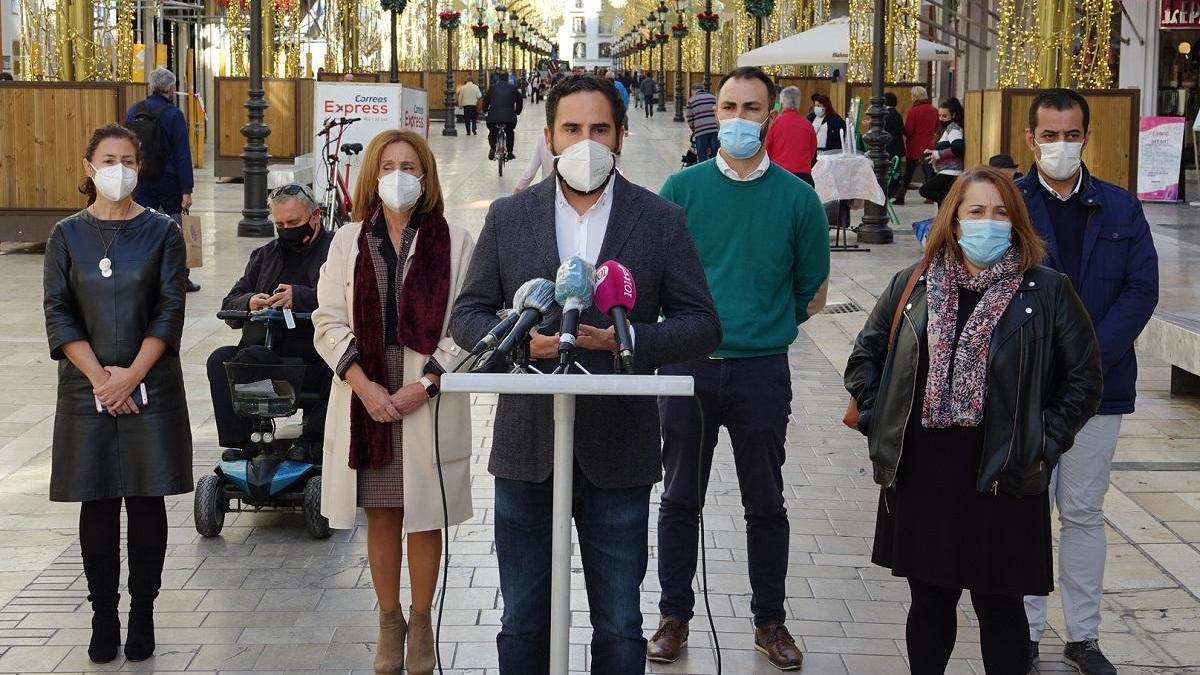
[313,129,474,675]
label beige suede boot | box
[406,606,436,675]
[374,608,407,675]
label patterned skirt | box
[356,345,404,508]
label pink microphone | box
[594,260,637,374]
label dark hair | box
[1028,87,1090,133]
[79,124,141,206]
[0,72,13,81]
[884,92,898,107]
[938,97,965,132]
[811,93,838,118]
[717,67,777,107]
[545,74,626,132]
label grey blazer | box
[449,174,722,488]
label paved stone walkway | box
[0,101,1198,674]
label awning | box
[737,17,955,68]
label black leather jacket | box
[845,262,1103,497]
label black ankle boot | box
[124,545,165,661]
[81,554,121,664]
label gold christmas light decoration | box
[996,0,1042,88]
[116,0,134,80]
[1073,0,1113,88]
[885,0,918,82]
[846,0,871,83]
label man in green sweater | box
[648,66,830,671]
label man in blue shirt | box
[1018,88,1159,675]
[607,69,629,110]
[125,68,199,291]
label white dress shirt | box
[517,135,557,191]
[715,151,772,182]
[1037,169,1084,202]
[555,176,615,264]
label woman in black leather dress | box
[43,124,192,664]
[844,167,1102,674]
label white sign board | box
[1137,116,1186,202]
[400,86,430,139]
[312,82,426,212]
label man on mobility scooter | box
[206,183,333,464]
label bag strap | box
[887,261,927,348]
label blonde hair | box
[351,129,444,222]
[911,85,929,104]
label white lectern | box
[440,373,695,675]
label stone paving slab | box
[0,104,1199,674]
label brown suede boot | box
[374,608,407,675]
[406,606,436,675]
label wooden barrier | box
[0,82,126,243]
[964,88,1139,192]
[213,77,315,178]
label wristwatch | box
[419,376,440,399]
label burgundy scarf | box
[348,203,451,470]
[921,247,1022,429]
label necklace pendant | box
[101,268,113,278]
[99,257,112,271]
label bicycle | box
[494,123,509,176]
[317,116,361,230]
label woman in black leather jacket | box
[43,125,192,664]
[844,166,1101,675]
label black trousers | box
[487,122,516,154]
[206,341,332,448]
[644,96,655,117]
[80,497,167,612]
[906,578,1028,675]
[657,355,792,626]
[463,107,479,134]
[894,158,933,202]
[919,172,959,210]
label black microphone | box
[469,278,552,355]
[554,256,595,370]
[475,280,560,371]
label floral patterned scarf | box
[921,247,1022,428]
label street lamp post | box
[238,0,272,237]
[656,2,667,112]
[509,13,518,78]
[702,0,713,91]
[389,9,399,83]
[496,5,507,74]
[475,2,486,91]
[442,8,458,136]
[672,4,685,122]
[858,0,893,244]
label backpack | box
[126,101,168,178]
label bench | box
[1138,311,1200,397]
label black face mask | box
[277,223,314,252]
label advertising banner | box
[1137,116,1186,202]
[400,86,430,139]
[312,82,405,210]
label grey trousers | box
[1024,414,1123,642]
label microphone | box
[476,279,560,371]
[554,256,595,369]
[469,278,550,355]
[594,260,637,374]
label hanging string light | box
[886,0,919,83]
[1073,0,1113,88]
[996,0,1042,88]
[846,0,871,83]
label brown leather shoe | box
[754,623,803,670]
[646,616,689,663]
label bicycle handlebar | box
[317,116,362,137]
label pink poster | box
[1137,116,1186,202]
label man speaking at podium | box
[450,74,721,674]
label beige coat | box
[312,221,476,532]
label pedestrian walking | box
[652,67,830,672]
[640,73,658,118]
[764,86,819,185]
[45,124,193,664]
[449,74,721,675]
[457,78,482,136]
[845,165,1103,675]
[884,91,906,193]
[1018,88,1160,675]
[918,97,966,209]
[894,85,938,205]
[124,67,200,291]
[312,129,477,675]
[684,83,719,162]
[807,93,846,154]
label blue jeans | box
[694,132,719,163]
[657,355,792,626]
[495,473,651,675]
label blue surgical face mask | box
[717,116,766,160]
[958,218,1012,267]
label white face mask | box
[555,139,616,194]
[812,106,825,117]
[89,162,138,202]
[377,170,423,213]
[1036,141,1084,181]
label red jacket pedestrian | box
[765,108,818,176]
[904,100,939,160]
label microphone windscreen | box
[554,256,595,310]
[593,260,637,315]
[510,278,542,313]
[521,278,561,328]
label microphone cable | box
[694,396,722,674]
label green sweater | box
[660,160,830,358]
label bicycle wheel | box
[498,154,505,176]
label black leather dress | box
[43,209,193,502]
